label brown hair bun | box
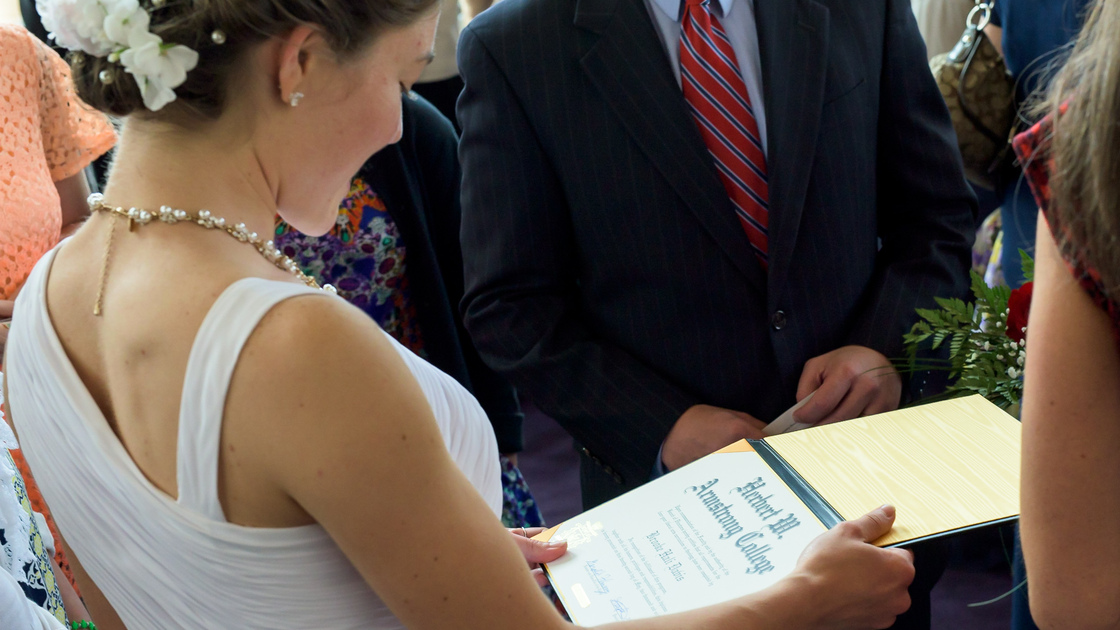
[63,0,439,121]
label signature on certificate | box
[610,599,631,620]
[584,560,613,595]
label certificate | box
[537,395,1022,625]
[539,445,825,624]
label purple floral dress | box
[276,177,425,354]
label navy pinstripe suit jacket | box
[457,0,978,506]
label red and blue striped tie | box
[680,0,770,264]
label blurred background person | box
[411,0,494,130]
[912,0,975,60]
[0,21,114,328]
[983,0,1091,289]
[19,0,113,187]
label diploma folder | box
[535,395,1020,625]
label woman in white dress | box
[2,0,915,628]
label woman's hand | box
[56,172,92,240]
[509,527,567,587]
[0,300,14,358]
[784,505,915,629]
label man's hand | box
[662,404,767,471]
[794,345,901,426]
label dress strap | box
[176,278,326,521]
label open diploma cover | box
[535,395,1020,625]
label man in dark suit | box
[456,0,974,620]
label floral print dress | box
[0,379,67,627]
[275,178,543,529]
[276,178,425,351]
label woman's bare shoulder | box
[234,288,419,411]
[225,288,442,482]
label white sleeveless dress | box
[5,245,502,629]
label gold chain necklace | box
[89,193,337,315]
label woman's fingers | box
[509,527,549,539]
[530,568,550,588]
[510,530,567,565]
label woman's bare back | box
[44,214,314,527]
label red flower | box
[1007,281,1033,344]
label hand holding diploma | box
[540,444,920,628]
[664,345,904,463]
[511,527,569,587]
[777,505,915,629]
[762,393,816,436]
[794,346,902,426]
[664,344,902,461]
[540,503,915,629]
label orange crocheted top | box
[0,24,116,300]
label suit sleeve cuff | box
[651,442,669,480]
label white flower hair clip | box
[37,0,199,111]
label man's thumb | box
[847,504,897,543]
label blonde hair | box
[1041,0,1120,296]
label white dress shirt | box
[640,0,770,159]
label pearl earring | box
[288,92,304,107]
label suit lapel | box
[576,0,767,293]
[754,0,829,303]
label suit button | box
[771,310,788,331]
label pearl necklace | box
[88,193,336,315]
